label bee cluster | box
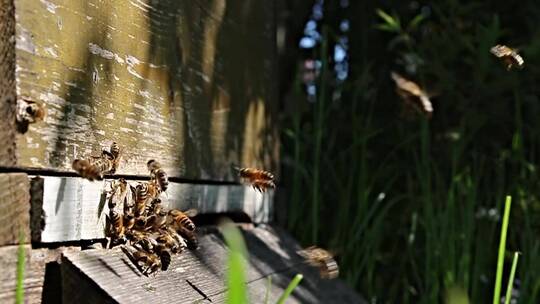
[72,144,197,276]
[105,159,198,276]
[71,142,282,276]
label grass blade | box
[276,274,303,304]
[493,195,512,304]
[16,233,25,304]
[504,252,520,304]
[264,276,272,304]
[223,223,248,304]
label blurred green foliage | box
[281,1,540,303]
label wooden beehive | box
[0,0,364,303]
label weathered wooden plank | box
[37,176,273,243]
[61,225,364,303]
[29,176,45,243]
[14,0,278,181]
[0,173,30,245]
[0,245,75,304]
[0,0,17,166]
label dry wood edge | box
[33,175,273,243]
[0,0,17,166]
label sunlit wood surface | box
[15,0,278,181]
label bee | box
[235,167,274,182]
[147,197,165,215]
[134,182,158,217]
[72,159,102,181]
[110,142,121,159]
[168,209,196,231]
[145,213,168,231]
[178,226,198,250]
[109,210,126,240]
[490,44,524,70]
[72,156,113,181]
[234,167,276,192]
[108,178,128,208]
[108,142,122,174]
[16,98,46,124]
[156,228,186,254]
[391,72,433,119]
[123,213,135,231]
[131,248,162,275]
[153,245,172,271]
[298,246,339,279]
[126,230,154,250]
[147,159,169,192]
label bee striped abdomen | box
[169,209,196,231]
[154,169,169,191]
[238,168,274,181]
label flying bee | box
[234,167,276,192]
[147,159,169,192]
[298,246,339,279]
[235,167,274,181]
[490,44,524,70]
[391,72,433,119]
[168,209,197,231]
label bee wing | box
[391,72,424,97]
[183,208,199,217]
[490,44,512,57]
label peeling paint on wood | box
[14,0,278,181]
[38,176,273,242]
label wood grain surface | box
[0,246,76,304]
[14,0,278,181]
[0,0,17,166]
[0,173,30,246]
[61,225,365,304]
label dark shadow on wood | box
[41,262,63,304]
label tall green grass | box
[281,2,540,303]
[16,232,25,304]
